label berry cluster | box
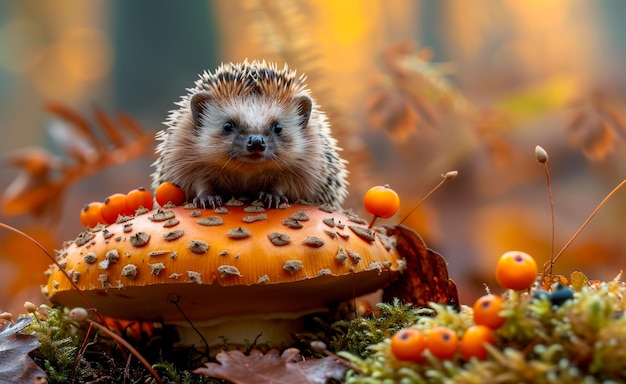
[78,182,185,227]
[389,250,538,362]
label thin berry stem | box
[368,215,380,229]
[543,163,556,279]
[541,178,626,279]
[86,319,163,384]
[398,171,457,226]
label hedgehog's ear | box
[190,92,212,126]
[297,96,312,129]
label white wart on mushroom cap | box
[44,202,405,323]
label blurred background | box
[1,0,625,316]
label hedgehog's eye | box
[272,122,282,135]
[223,121,234,133]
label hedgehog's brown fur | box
[151,60,348,208]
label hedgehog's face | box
[189,91,313,171]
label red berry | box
[355,300,375,317]
[363,185,400,219]
[460,325,496,360]
[126,187,154,214]
[473,294,506,329]
[426,326,458,359]
[495,251,538,291]
[101,193,130,224]
[390,328,426,362]
[155,182,186,206]
[79,202,105,228]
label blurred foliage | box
[1,104,153,220]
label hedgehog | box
[151,60,348,209]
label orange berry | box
[155,182,186,207]
[460,325,496,360]
[390,328,426,362]
[363,184,400,219]
[426,326,458,359]
[495,251,538,291]
[126,187,154,214]
[473,294,506,329]
[101,193,130,224]
[356,301,373,317]
[79,202,105,228]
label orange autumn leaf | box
[194,348,348,383]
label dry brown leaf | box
[382,225,459,308]
[1,148,67,218]
[367,42,472,141]
[93,105,126,148]
[570,271,590,292]
[193,348,348,384]
[541,274,570,291]
[366,88,421,140]
[566,91,626,161]
[0,317,47,384]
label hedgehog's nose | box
[246,135,266,153]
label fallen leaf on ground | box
[193,348,348,384]
[0,317,47,384]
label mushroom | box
[43,202,405,350]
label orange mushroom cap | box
[43,201,405,324]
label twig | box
[398,171,458,226]
[541,178,626,280]
[75,312,163,384]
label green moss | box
[152,361,225,383]
[342,299,435,358]
[23,306,219,383]
[25,306,80,383]
[339,276,626,383]
[293,298,433,359]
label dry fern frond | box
[566,91,626,161]
[242,0,348,127]
[367,41,473,141]
[1,104,154,220]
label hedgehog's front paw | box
[258,192,289,209]
[193,194,223,209]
